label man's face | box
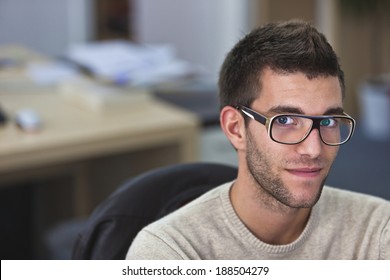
[245,69,342,209]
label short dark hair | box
[218,20,345,109]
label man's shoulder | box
[147,181,232,230]
[127,181,233,259]
[320,186,390,217]
[312,187,390,259]
[322,186,389,204]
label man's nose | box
[295,128,323,158]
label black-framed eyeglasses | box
[237,105,356,146]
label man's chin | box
[287,185,324,208]
[280,178,325,208]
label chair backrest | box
[72,162,238,259]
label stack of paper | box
[66,41,202,86]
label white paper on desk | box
[65,41,204,86]
[26,61,80,86]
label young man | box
[126,20,390,259]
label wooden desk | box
[0,46,200,258]
[0,92,200,217]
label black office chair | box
[71,162,238,259]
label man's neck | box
[230,179,311,245]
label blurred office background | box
[0,0,389,259]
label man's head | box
[218,20,345,109]
[219,20,353,210]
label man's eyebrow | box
[324,107,345,115]
[268,106,345,115]
[268,106,304,114]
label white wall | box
[0,0,92,56]
[133,0,250,80]
[0,0,250,76]
[315,0,339,52]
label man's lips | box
[286,167,323,178]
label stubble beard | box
[245,130,326,212]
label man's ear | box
[220,106,246,150]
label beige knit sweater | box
[126,182,390,259]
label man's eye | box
[275,116,295,125]
[320,118,336,127]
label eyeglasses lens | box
[270,116,353,145]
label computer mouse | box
[15,109,42,132]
